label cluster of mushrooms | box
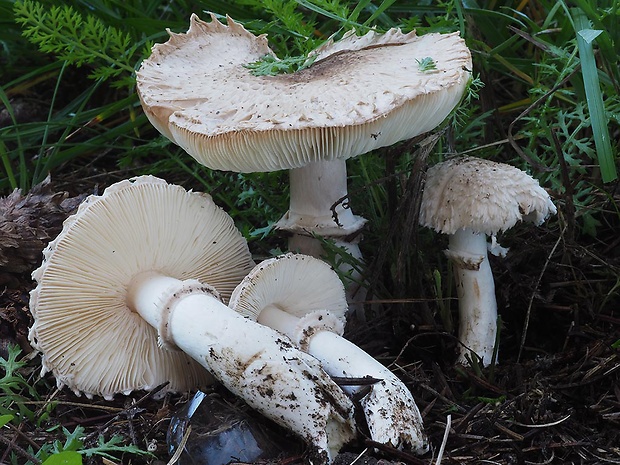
[28,14,556,464]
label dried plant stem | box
[434,414,451,465]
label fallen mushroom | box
[29,175,355,462]
[135,14,472,294]
[418,157,557,365]
[229,253,429,454]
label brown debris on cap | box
[29,175,255,400]
[136,14,472,173]
[419,156,557,236]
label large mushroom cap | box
[136,14,472,173]
[29,175,256,399]
[229,253,348,335]
[419,156,557,236]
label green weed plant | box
[0,345,149,465]
[0,344,45,423]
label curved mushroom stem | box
[128,272,356,463]
[446,228,498,366]
[276,159,368,311]
[257,305,429,454]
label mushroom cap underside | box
[419,156,557,236]
[229,253,348,326]
[29,175,255,399]
[136,14,472,172]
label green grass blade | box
[0,140,18,190]
[0,85,27,190]
[294,0,364,30]
[454,0,465,37]
[0,414,15,427]
[347,0,372,24]
[572,8,617,183]
[361,0,398,28]
[32,60,69,187]
[570,0,619,85]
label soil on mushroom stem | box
[1,160,619,464]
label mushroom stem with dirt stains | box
[419,157,557,366]
[29,176,356,463]
[229,253,429,454]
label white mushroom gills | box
[29,176,355,463]
[29,175,252,398]
[229,254,429,454]
[419,157,557,366]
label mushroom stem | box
[256,304,428,454]
[446,228,498,366]
[419,157,557,367]
[285,159,364,237]
[277,159,367,306]
[128,272,356,463]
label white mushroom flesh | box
[229,253,429,453]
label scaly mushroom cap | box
[136,14,472,173]
[29,175,256,399]
[419,157,557,236]
[229,254,348,345]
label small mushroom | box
[229,253,429,454]
[419,157,557,365]
[29,176,355,463]
[136,14,472,294]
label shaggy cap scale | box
[419,157,557,236]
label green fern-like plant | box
[244,53,317,76]
[45,425,151,461]
[13,0,139,87]
[33,425,151,465]
[415,56,438,72]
